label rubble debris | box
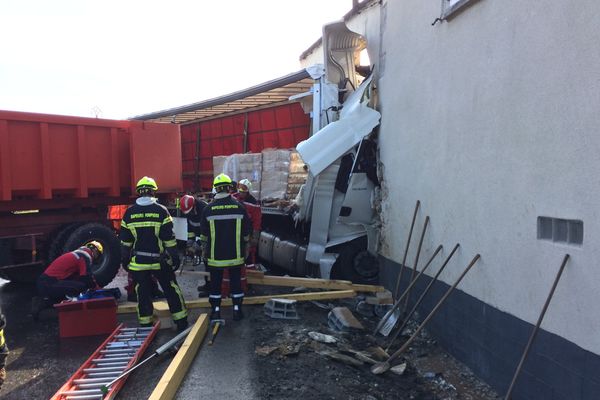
[308,331,338,343]
[364,346,390,361]
[310,301,334,310]
[373,304,393,318]
[279,343,301,357]
[255,346,279,356]
[365,289,394,305]
[328,307,365,331]
[391,362,407,376]
[318,350,364,367]
[264,299,299,319]
[355,300,375,317]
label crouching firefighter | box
[200,173,251,321]
[120,176,189,332]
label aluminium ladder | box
[51,323,160,400]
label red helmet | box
[180,195,195,214]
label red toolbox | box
[54,297,117,338]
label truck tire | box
[63,223,121,287]
[332,237,379,285]
[47,223,83,264]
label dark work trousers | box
[36,273,88,303]
[208,266,244,309]
[130,263,188,325]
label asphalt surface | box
[0,266,259,399]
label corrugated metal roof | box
[131,69,313,125]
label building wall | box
[371,0,600,398]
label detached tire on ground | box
[331,236,379,285]
[63,223,121,287]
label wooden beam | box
[147,314,209,400]
[117,290,356,314]
[247,275,385,293]
[180,269,383,292]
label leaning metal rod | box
[394,200,420,299]
[374,254,480,374]
[402,216,430,313]
[504,254,570,400]
[385,243,460,352]
[373,244,443,335]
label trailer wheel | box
[47,223,83,264]
[332,237,379,284]
[63,223,121,287]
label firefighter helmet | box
[85,241,104,255]
[180,194,195,214]
[238,179,252,193]
[213,173,233,188]
[136,176,158,193]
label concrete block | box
[264,298,299,319]
[328,307,364,331]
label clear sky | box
[0,0,350,120]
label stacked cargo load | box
[213,153,262,200]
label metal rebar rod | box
[504,254,570,400]
[385,243,460,351]
[402,216,429,313]
[394,200,420,299]
[385,254,480,366]
[373,244,443,335]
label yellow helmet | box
[213,173,233,188]
[136,176,158,193]
[86,241,104,254]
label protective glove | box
[250,230,260,247]
[166,247,181,271]
[120,246,132,270]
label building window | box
[441,0,480,19]
[537,217,583,246]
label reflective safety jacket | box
[199,194,251,268]
[186,199,207,240]
[120,197,177,270]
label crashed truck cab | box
[262,22,381,284]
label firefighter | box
[32,241,103,319]
[120,176,188,332]
[0,307,8,389]
[180,194,210,296]
[234,178,258,205]
[200,173,251,321]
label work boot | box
[197,283,209,298]
[31,296,48,321]
[233,305,244,321]
[175,319,189,333]
[140,322,153,328]
[210,307,221,321]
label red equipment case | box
[54,297,117,338]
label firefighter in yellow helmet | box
[120,176,188,331]
[200,173,251,321]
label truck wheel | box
[333,237,379,284]
[47,223,82,264]
[63,223,121,287]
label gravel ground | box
[0,266,500,399]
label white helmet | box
[238,178,252,193]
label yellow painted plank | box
[117,290,356,314]
[147,314,209,400]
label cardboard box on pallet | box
[213,153,262,199]
[54,297,117,338]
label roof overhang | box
[130,69,314,125]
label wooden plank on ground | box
[117,290,356,314]
[247,275,385,293]
[147,314,209,400]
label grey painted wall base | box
[379,256,600,400]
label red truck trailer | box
[0,110,182,285]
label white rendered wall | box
[376,0,600,354]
